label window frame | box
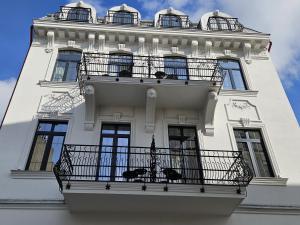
[66,7,91,22]
[98,123,131,181]
[25,120,68,171]
[108,52,134,77]
[233,128,274,177]
[160,14,182,28]
[218,59,247,90]
[112,10,135,24]
[51,50,82,82]
[164,56,189,80]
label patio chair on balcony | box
[122,168,147,182]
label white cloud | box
[0,78,16,123]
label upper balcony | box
[54,6,93,23]
[79,53,223,133]
[53,142,253,215]
[207,16,244,32]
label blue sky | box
[0,0,299,125]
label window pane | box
[252,143,272,177]
[54,123,68,132]
[164,57,188,80]
[237,142,255,174]
[28,135,49,171]
[113,11,133,24]
[65,62,78,81]
[108,54,133,76]
[102,125,115,134]
[248,130,261,139]
[46,136,65,172]
[222,70,233,89]
[169,127,181,136]
[117,125,131,135]
[67,8,90,21]
[234,129,246,139]
[216,17,229,30]
[232,70,246,90]
[52,61,66,82]
[38,122,53,132]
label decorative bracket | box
[152,38,159,55]
[88,33,95,52]
[205,40,213,58]
[46,31,55,51]
[98,35,105,52]
[138,37,145,54]
[204,90,218,136]
[145,88,157,133]
[84,85,95,131]
[191,40,198,57]
[244,42,252,64]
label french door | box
[98,124,131,181]
[168,126,203,183]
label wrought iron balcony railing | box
[79,53,224,85]
[54,144,253,192]
[207,17,243,32]
[54,6,93,22]
[104,10,139,25]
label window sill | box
[10,170,55,179]
[250,177,288,186]
[219,89,258,97]
[38,80,78,88]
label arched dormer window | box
[108,53,133,77]
[52,50,82,82]
[66,7,91,22]
[160,14,182,28]
[112,10,134,24]
[164,56,189,80]
[107,4,140,25]
[207,16,243,31]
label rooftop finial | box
[213,10,220,16]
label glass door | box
[168,126,202,183]
[98,124,130,181]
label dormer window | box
[57,6,91,22]
[112,10,135,24]
[207,16,243,31]
[160,14,182,28]
[66,7,90,22]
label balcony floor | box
[85,76,217,109]
[62,181,246,215]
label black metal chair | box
[155,71,166,79]
[119,70,132,77]
[163,168,182,181]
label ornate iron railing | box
[207,17,243,32]
[54,144,253,191]
[79,53,224,85]
[54,6,93,22]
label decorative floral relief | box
[232,101,251,110]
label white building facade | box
[0,1,300,224]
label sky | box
[0,0,299,125]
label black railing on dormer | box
[158,14,190,28]
[53,144,253,192]
[104,10,139,25]
[207,16,243,32]
[54,6,92,22]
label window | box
[108,53,133,77]
[66,7,90,22]
[234,129,274,177]
[218,59,246,90]
[26,121,68,171]
[164,56,189,80]
[208,16,241,31]
[52,51,81,82]
[112,11,134,24]
[98,124,131,181]
[168,126,202,183]
[160,14,182,28]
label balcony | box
[207,17,243,32]
[79,53,224,133]
[157,14,190,28]
[54,6,93,22]
[54,143,253,215]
